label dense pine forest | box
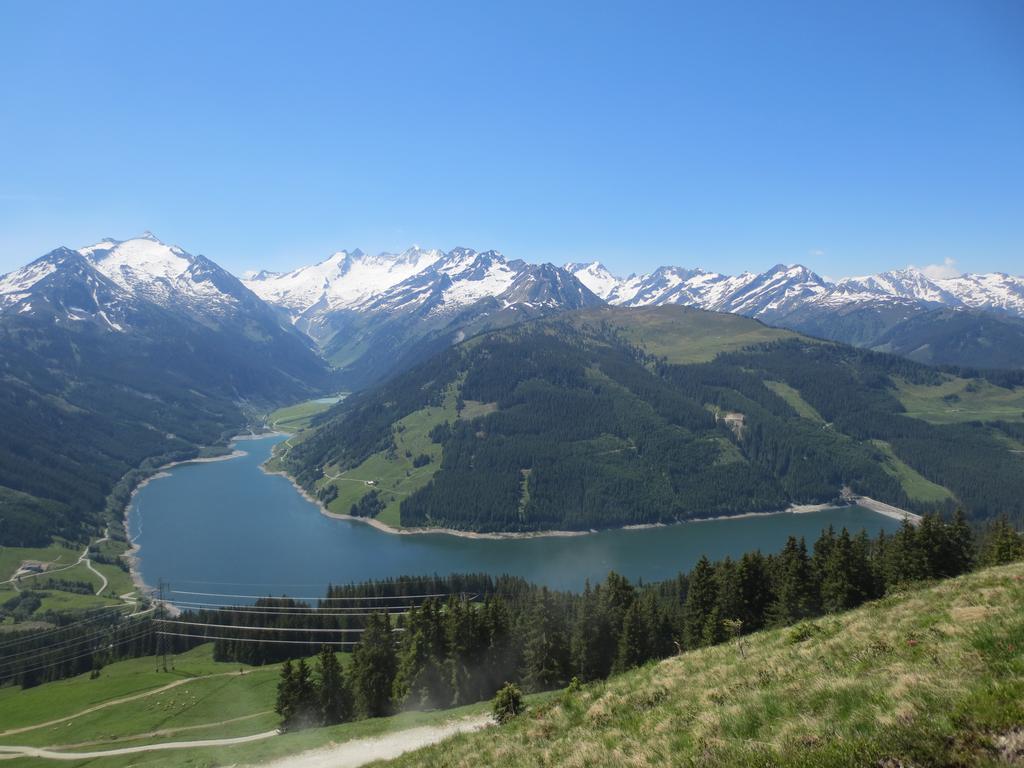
[0,305,334,548]
[267,514,1022,730]
[285,310,1024,532]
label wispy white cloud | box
[913,257,960,280]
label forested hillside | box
[283,306,1024,532]
[0,313,332,548]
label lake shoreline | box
[122,435,274,595]
[126,432,907,595]
[262,435,912,539]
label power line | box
[0,616,151,663]
[0,604,134,651]
[155,631,361,646]
[168,601,414,615]
[155,620,379,634]
[0,625,155,679]
[168,590,456,602]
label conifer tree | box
[767,537,814,626]
[613,600,646,672]
[275,659,297,729]
[292,658,318,728]
[820,528,857,612]
[482,597,518,695]
[351,612,397,718]
[886,518,928,583]
[640,590,675,659]
[316,645,351,725]
[947,509,975,576]
[570,582,609,681]
[682,555,718,648]
[737,551,771,631]
[981,516,1024,566]
[521,588,569,692]
[393,600,450,710]
[446,597,486,705]
[849,529,876,603]
[713,557,743,625]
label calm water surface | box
[129,435,901,600]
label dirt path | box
[3,529,113,598]
[0,714,490,764]
[0,670,251,738]
[0,731,278,760]
[254,715,492,768]
[42,711,272,750]
[83,558,108,596]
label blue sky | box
[1,1,1021,279]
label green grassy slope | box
[896,375,1024,424]
[387,562,1024,768]
[869,439,955,504]
[0,639,542,768]
[268,397,343,432]
[568,304,801,364]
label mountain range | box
[244,246,602,387]
[4,235,1023,385]
[563,262,1024,369]
[1,232,1022,546]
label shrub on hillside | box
[493,682,524,724]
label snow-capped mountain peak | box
[0,233,286,334]
[243,246,444,317]
[563,261,622,301]
[563,259,1024,321]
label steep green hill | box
[282,306,1024,532]
[386,561,1024,768]
[0,311,335,550]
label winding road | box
[2,528,113,597]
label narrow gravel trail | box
[0,731,278,760]
[254,715,492,768]
[0,670,251,738]
[0,715,490,765]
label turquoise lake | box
[128,435,902,602]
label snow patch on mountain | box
[243,247,443,316]
[564,261,623,301]
[563,261,1024,321]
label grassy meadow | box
[575,305,800,364]
[895,375,1024,424]
[267,396,344,432]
